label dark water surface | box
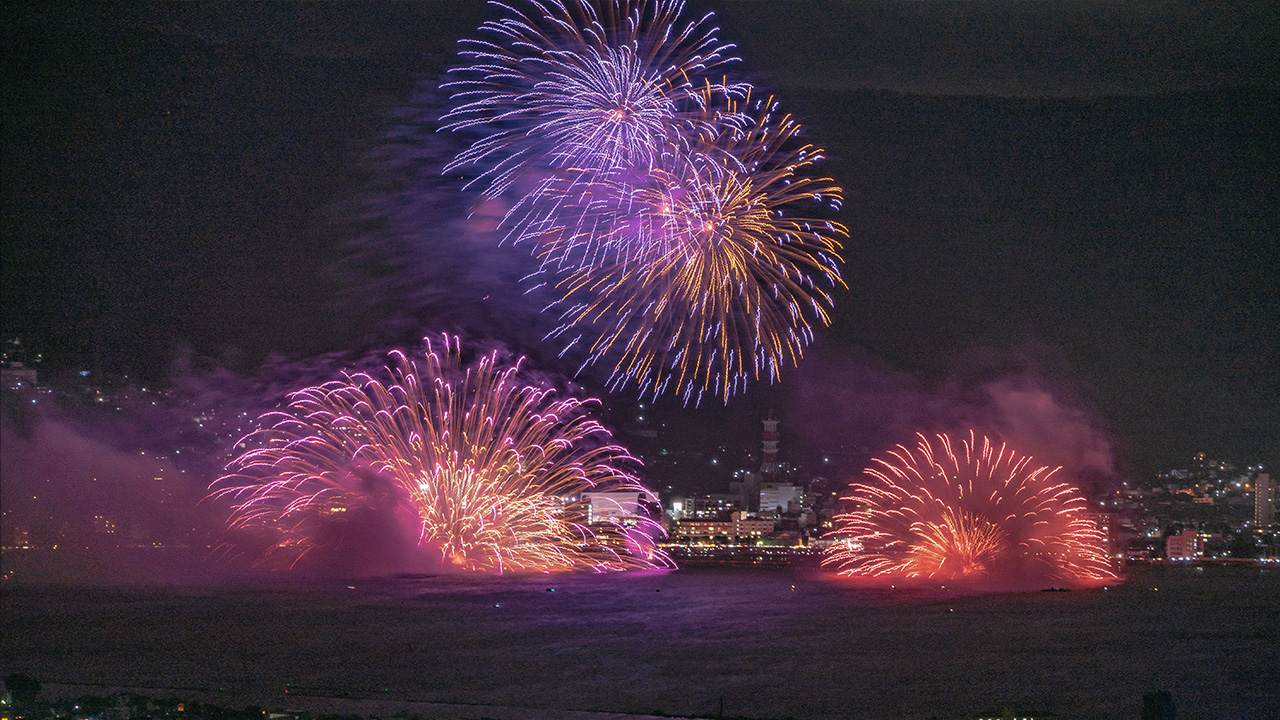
[3,565,1277,719]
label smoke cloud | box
[1,392,220,583]
[787,343,1118,495]
[335,82,561,367]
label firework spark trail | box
[211,335,670,573]
[506,78,754,271]
[824,431,1117,584]
[537,89,847,404]
[441,0,743,198]
[442,2,847,404]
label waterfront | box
[3,564,1277,719]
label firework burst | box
[442,0,742,197]
[536,90,847,404]
[440,3,847,405]
[211,336,670,573]
[824,432,1117,584]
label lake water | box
[2,563,1277,720]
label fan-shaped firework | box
[211,336,670,573]
[538,91,847,404]
[824,432,1116,584]
[442,0,742,197]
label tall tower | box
[1256,473,1275,527]
[761,412,780,476]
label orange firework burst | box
[212,336,670,573]
[824,432,1117,584]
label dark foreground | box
[3,564,1277,720]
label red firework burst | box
[824,432,1117,585]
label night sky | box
[3,1,1278,479]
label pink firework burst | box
[211,335,671,573]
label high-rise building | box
[1081,511,1117,563]
[761,413,780,476]
[727,474,761,513]
[1255,473,1274,527]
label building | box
[759,482,802,515]
[728,473,761,513]
[680,493,744,519]
[1165,528,1203,560]
[581,491,647,525]
[1080,511,1117,562]
[1256,473,1275,527]
[675,512,776,542]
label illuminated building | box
[681,493,745,519]
[1255,473,1275,527]
[1165,528,1203,560]
[2,527,31,550]
[975,709,1051,720]
[676,513,776,541]
[1081,511,1117,563]
[92,515,117,536]
[728,474,761,513]
[759,482,802,515]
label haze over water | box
[3,564,1277,719]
